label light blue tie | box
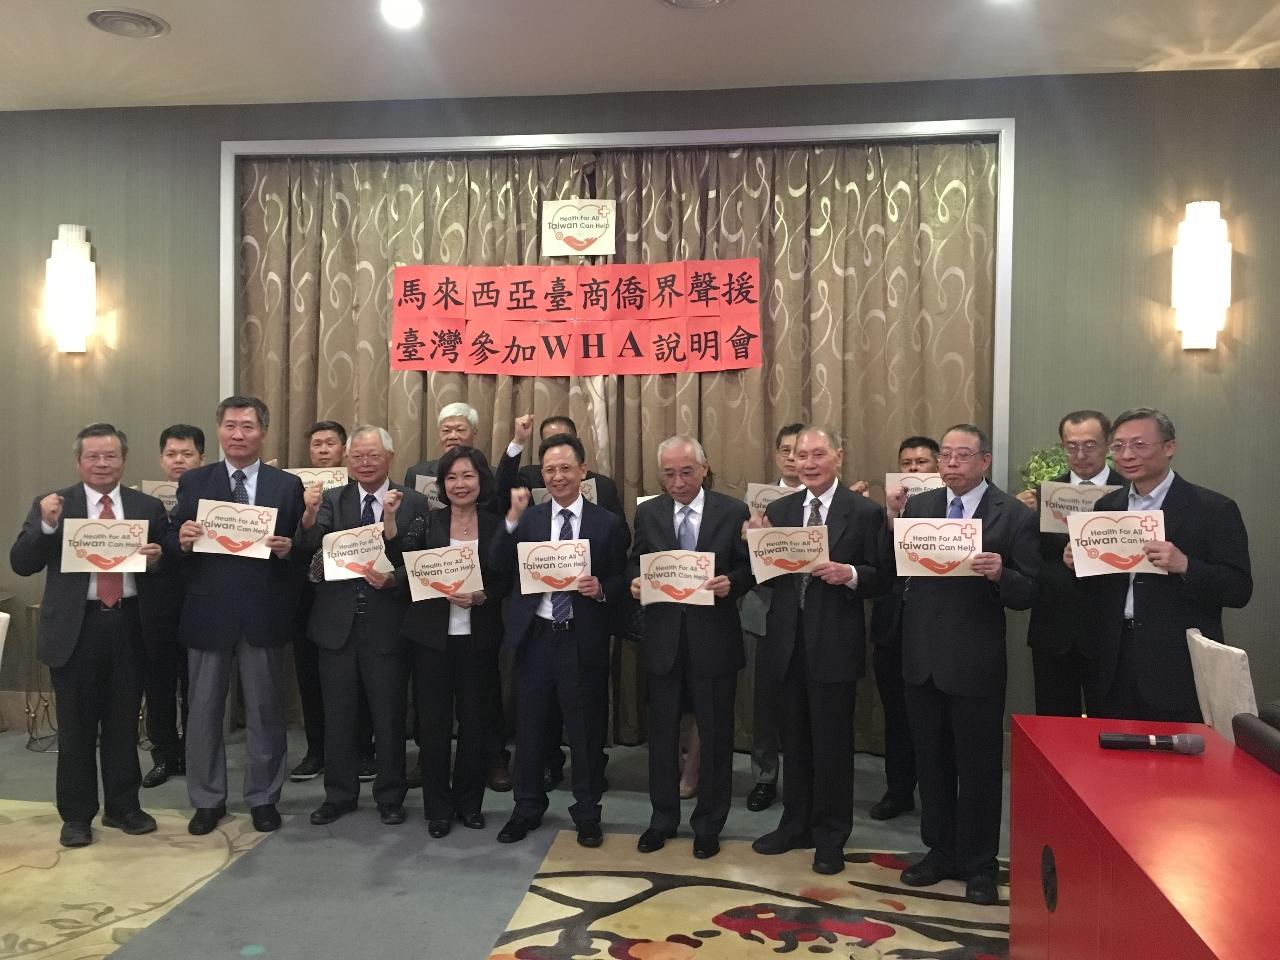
[947,496,964,519]
[551,508,574,625]
[677,505,696,551]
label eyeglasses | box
[1108,440,1159,456]
[1063,441,1101,454]
[81,453,123,464]
[938,449,980,463]
[348,454,387,465]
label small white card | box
[517,538,592,594]
[140,480,179,512]
[193,499,278,559]
[288,467,348,491]
[61,518,149,574]
[1066,510,1167,578]
[414,475,446,510]
[745,526,829,584]
[404,542,485,602]
[321,522,394,581]
[1039,480,1123,534]
[894,517,983,577]
[743,483,790,518]
[639,550,715,606]
[885,472,945,500]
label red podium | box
[1010,715,1280,959]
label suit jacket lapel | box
[693,493,716,551]
[825,487,849,546]
[213,462,234,501]
[65,484,89,520]
[1159,474,1191,541]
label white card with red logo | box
[1066,510,1167,577]
[321,522,394,581]
[193,499,278,559]
[140,480,179,512]
[62,518,149,574]
[885,473,945,501]
[288,467,348,491]
[1038,481,1122,533]
[517,538,592,594]
[413,475,446,510]
[744,483,791,518]
[745,526,830,584]
[403,542,485,601]
[639,550,715,606]
[531,478,598,507]
[894,518,983,577]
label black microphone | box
[1098,732,1205,755]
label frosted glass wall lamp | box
[45,224,97,353]
[1171,201,1231,350]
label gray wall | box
[2,70,1276,711]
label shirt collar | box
[674,487,706,518]
[1071,468,1108,485]
[945,479,989,517]
[226,459,260,482]
[552,495,584,520]
[1129,469,1176,506]
[806,480,839,512]
[84,484,122,509]
[358,479,390,506]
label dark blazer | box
[400,505,511,651]
[403,457,440,492]
[1086,473,1252,715]
[495,451,625,519]
[11,484,169,668]
[295,481,429,655]
[628,490,753,678]
[163,461,306,651]
[900,483,1039,697]
[761,484,891,684]
[493,498,630,673]
[1027,468,1124,656]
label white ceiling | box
[1,0,1278,111]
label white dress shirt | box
[672,487,706,547]
[447,537,478,635]
[944,479,988,520]
[1124,469,1176,619]
[51,484,139,600]
[1070,468,1109,485]
[225,459,262,504]
[802,480,859,589]
[535,495,584,620]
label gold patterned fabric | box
[238,140,996,747]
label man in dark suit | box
[629,436,752,859]
[493,433,630,848]
[867,435,939,821]
[1016,410,1123,717]
[495,414,625,519]
[296,426,430,826]
[10,423,168,847]
[749,425,890,875]
[165,395,306,836]
[896,423,1039,905]
[1067,408,1252,722]
[402,401,482,490]
[141,424,205,789]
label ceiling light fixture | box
[380,0,424,30]
[87,8,171,39]
[664,0,734,9]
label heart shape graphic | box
[548,203,611,252]
[68,522,143,567]
[412,547,476,596]
[526,542,587,588]
[1073,515,1157,571]
[754,531,825,570]
[329,527,385,572]
[202,505,273,553]
[897,520,977,574]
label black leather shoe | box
[310,801,356,825]
[289,755,324,782]
[497,816,540,843]
[900,855,955,888]
[142,759,182,788]
[576,821,603,848]
[693,834,721,859]
[188,805,227,836]
[543,765,564,791]
[965,873,1000,906]
[813,850,846,875]
[752,829,813,855]
[458,811,485,830]
[60,820,93,848]
[357,757,377,783]
[102,810,157,835]
[378,803,407,825]
[487,758,513,792]
[868,794,915,821]
[637,827,673,853]
[746,782,777,812]
[427,819,452,838]
[250,804,281,832]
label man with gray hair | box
[403,402,482,490]
[629,436,752,858]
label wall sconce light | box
[1171,201,1231,350]
[45,224,97,353]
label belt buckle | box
[551,619,572,632]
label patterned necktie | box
[551,508,574,624]
[947,496,964,519]
[677,505,696,551]
[361,493,377,526]
[231,469,250,504]
[97,495,123,608]
[1080,479,1094,486]
[798,496,823,609]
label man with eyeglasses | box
[1065,408,1251,722]
[1016,411,1122,717]
[894,423,1038,905]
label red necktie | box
[97,495,123,608]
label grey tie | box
[231,469,249,504]
[677,505,696,551]
[1080,479,1094,485]
[799,496,823,608]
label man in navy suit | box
[165,396,306,836]
[493,433,630,848]
[11,423,168,847]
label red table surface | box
[1012,715,1280,958]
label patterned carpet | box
[489,833,1008,959]
[0,799,276,959]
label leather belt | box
[537,617,574,633]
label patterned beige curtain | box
[239,140,996,750]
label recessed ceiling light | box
[87,8,171,39]
[380,0,424,30]
[664,0,734,8]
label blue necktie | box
[947,496,964,519]
[677,505,696,551]
[361,493,377,526]
[551,508,574,625]
[231,469,249,504]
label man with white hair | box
[403,402,482,490]
[297,426,431,825]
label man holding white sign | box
[895,424,1038,905]
[493,433,629,848]
[1066,408,1251,723]
[10,423,167,848]
[747,425,890,876]
[629,436,752,859]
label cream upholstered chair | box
[1187,628,1258,743]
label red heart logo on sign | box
[70,521,143,568]
[411,546,476,596]
[1075,514,1156,570]
[329,527,385,574]
[202,505,273,553]
[753,529,825,571]
[897,520,978,575]
[526,542,588,589]
[548,203,611,252]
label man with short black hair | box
[496,414,625,518]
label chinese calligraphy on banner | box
[390,260,763,376]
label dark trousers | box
[775,628,857,856]
[294,587,375,761]
[414,636,498,820]
[748,629,781,785]
[1032,643,1095,717]
[646,624,736,837]
[872,639,916,804]
[513,619,606,825]
[317,618,409,807]
[50,602,144,823]
[144,620,189,764]
[904,677,1004,879]
[1095,622,1202,723]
